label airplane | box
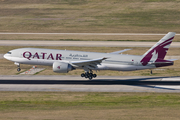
[4,32,176,80]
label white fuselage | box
[4,48,156,71]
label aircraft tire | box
[17,68,21,72]
[89,76,92,80]
[93,74,97,78]
[85,74,88,78]
[81,73,85,77]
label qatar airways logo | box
[23,51,62,60]
[57,66,61,69]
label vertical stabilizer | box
[141,32,176,66]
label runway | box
[1,40,180,47]
[1,75,180,92]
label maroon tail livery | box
[141,32,176,66]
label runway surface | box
[1,40,180,47]
[1,75,180,92]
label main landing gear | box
[81,72,97,80]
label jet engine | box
[53,62,75,73]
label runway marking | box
[20,67,45,75]
[162,77,180,81]
[154,86,180,90]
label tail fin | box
[141,32,176,66]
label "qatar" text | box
[23,51,62,60]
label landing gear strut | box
[81,72,97,80]
[150,70,152,75]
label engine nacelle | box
[53,62,75,73]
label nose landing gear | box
[15,62,21,72]
[17,67,21,72]
[81,72,97,80]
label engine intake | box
[53,62,75,73]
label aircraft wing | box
[71,57,109,68]
[109,49,131,54]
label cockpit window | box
[7,52,12,54]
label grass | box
[1,0,180,41]
[0,92,180,119]
[1,46,180,76]
[0,0,180,33]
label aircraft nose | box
[3,54,8,59]
[3,53,11,60]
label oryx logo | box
[141,50,158,66]
[57,66,61,69]
[150,50,158,62]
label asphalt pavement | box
[0,75,180,92]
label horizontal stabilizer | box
[148,59,174,67]
[167,59,178,61]
[149,61,173,65]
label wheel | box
[85,72,89,78]
[89,76,92,80]
[90,73,93,76]
[81,73,85,77]
[17,68,21,72]
[85,74,88,78]
[93,74,97,78]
